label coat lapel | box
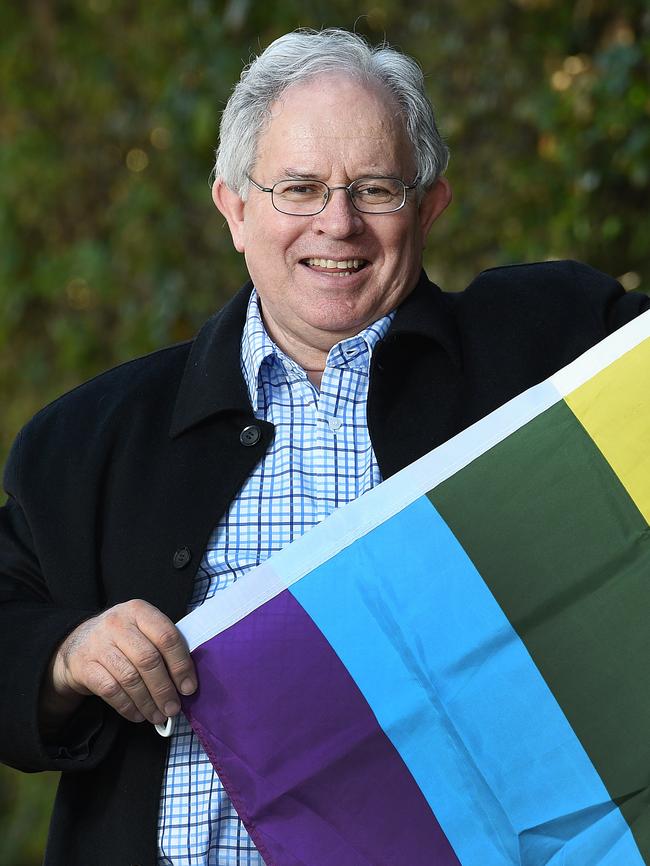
[369,272,466,478]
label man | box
[0,28,646,866]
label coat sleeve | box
[0,429,120,773]
[572,261,650,332]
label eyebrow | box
[280,168,397,180]
[281,168,322,180]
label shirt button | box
[328,417,343,432]
[240,424,261,446]
[172,546,192,569]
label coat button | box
[172,546,192,569]
[240,424,261,446]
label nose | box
[312,187,364,238]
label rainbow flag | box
[177,311,650,866]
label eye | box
[353,179,400,203]
[275,181,325,200]
[359,184,390,197]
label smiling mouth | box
[302,257,368,275]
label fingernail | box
[153,711,166,726]
[133,712,145,723]
[164,701,180,716]
[180,678,196,695]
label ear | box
[212,178,246,253]
[417,177,452,242]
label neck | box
[303,367,325,388]
[257,305,333,385]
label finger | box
[54,600,196,723]
[101,643,170,725]
[93,601,188,719]
[134,606,197,697]
[58,609,173,722]
[84,660,146,724]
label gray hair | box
[214,28,449,197]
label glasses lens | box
[272,180,328,215]
[350,178,405,213]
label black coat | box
[0,262,646,866]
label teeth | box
[306,258,363,269]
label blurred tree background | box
[0,0,648,863]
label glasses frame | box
[246,175,419,216]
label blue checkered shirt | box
[157,289,393,865]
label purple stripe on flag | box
[182,589,460,866]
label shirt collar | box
[240,289,395,410]
[170,271,458,438]
[240,290,278,409]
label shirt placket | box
[317,339,369,515]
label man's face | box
[214,74,451,358]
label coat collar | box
[386,270,460,365]
[170,271,460,437]
[169,281,254,437]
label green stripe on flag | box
[428,399,650,857]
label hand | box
[46,599,196,726]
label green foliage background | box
[1,1,648,863]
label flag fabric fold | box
[177,311,650,866]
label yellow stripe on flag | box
[565,336,650,523]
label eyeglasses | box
[246,175,418,216]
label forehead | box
[254,73,414,177]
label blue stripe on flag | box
[290,496,643,866]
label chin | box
[310,312,373,339]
